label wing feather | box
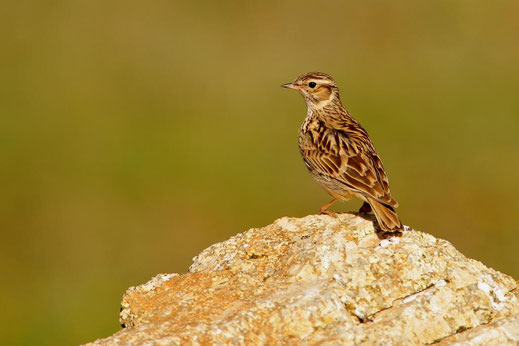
[300,123,398,208]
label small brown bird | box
[282,72,403,232]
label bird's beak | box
[281,83,299,90]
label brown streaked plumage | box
[282,72,403,232]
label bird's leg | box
[319,198,338,217]
[358,201,372,214]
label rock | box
[437,313,519,345]
[88,214,519,345]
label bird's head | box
[282,72,339,109]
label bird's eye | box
[309,82,316,88]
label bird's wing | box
[342,149,398,207]
[300,126,398,207]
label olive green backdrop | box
[1,1,518,344]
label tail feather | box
[366,197,403,232]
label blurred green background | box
[1,0,518,344]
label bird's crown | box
[294,72,336,86]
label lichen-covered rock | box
[88,214,519,345]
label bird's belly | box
[309,171,357,201]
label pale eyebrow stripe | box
[307,78,334,85]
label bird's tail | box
[366,197,403,232]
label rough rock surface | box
[89,214,519,345]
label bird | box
[282,72,403,232]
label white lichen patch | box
[333,274,346,287]
[377,236,400,249]
[275,217,299,231]
[139,273,178,292]
[478,275,510,311]
[436,279,447,288]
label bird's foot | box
[319,198,338,217]
[319,209,338,217]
